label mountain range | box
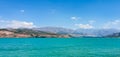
[34,27,120,37]
[0,27,120,38]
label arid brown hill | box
[0,29,71,38]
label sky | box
[0,0,120,29]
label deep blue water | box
[0,38,120,57]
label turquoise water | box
[0,38,120,57]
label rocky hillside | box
[0,29,71,38]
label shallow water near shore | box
[0,38,120,57]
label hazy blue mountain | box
[34,27,74,34]
[33,27,120,37]
[106,32,120,37]
[74,29,120,37]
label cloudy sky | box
[0,0,120,29]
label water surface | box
[0,38,120,57]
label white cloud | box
[75,24,94,29]
[71,16,79,20]
[20,10,25,13]
[103,20,120,29]
[0,20,36,28]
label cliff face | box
[0,29,71,38]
